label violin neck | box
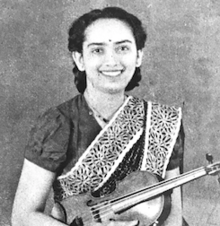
[111,167,207,213]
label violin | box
[51,155,220,226]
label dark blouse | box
[25,95,184,176]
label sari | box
[49,96,183,225]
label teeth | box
[101,71,122,76]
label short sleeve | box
[166,123,185,172]
[24,107,71,172]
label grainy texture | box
[1,0,220,225]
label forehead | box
[84,18,135,44]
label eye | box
[91,47,104,54]
[116,45,130,53]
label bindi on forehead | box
[108,39,112,42]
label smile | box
[100,70,123,77]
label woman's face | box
[72,18,143,94]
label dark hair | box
[68,7,147,93]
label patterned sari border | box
[141,102,182,178]
[141,101,152,171]
[95,128,144,190]
[58,96,132,180]
[54,96,145,201]
[162,106,182,178]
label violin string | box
[89,167,206,221]
[91,167,205,216]
[91,166,205,211]
[72,203,112,224]
[75,167,206,223]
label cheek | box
[84,55,102,68]
[122,53,138,64]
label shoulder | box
[137,97,183,137]
[130,96,182,116]
[145,99,181,112]
[24,95,83,172]
[36,94,83,125]
[141,98,182,119]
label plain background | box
[1,0,220,225]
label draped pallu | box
[52,96,182,224]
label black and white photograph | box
[1,0,220,225]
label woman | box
[12,7,186,226]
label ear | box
[136,50,143,67]
[71,52,85,71]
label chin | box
[98,82,129,94]
[105,87,126,94]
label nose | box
[104,49,118,67]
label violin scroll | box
[205,154,220,185]
[206,153,213,164]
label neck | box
[84,89,126,120]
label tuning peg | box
[206,153,213,164]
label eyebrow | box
[87,39,133,48]
[115,40,133,45]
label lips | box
[100,70,123,77]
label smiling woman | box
[73,18,143,104]
[12,6,187,226]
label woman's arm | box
[11,159,67,226]
[163,167,183,226]
[12,159,139,226]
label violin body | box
[51,171,170,226]
[51,158,220,226]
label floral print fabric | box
[54,96,145,201]
[141,102,182,178]
[54,98,181,201]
